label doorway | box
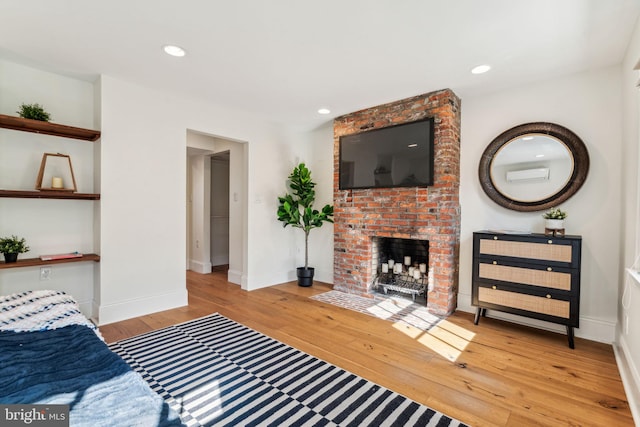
[210,152,230,270]
[186,130,247,287]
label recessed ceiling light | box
[535,154,545,158]
[318,108,331,115]
[522,136,534,141]
[408,143,418,148]
[471,64,491,74]
[163,45,186,57]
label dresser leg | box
[566,326,575,349]
[474,308,481,325]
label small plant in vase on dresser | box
[543,207,567,236]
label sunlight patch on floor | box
[366,296,414,319]
[311,291,476,362]
[394,317,475,362]
[176,379,224,423]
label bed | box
[0,290,184,427]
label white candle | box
[408,267,415,276]
[394,264,401,274]
[52,177,63,189]
[388,259,395,268]
[404,256,411,266]
[381,263,389,273]
[413,270,421,280]
[419,263,427,273]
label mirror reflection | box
[490,134,573,202]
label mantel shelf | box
[0,190,100,200]
[0,253,100,269]
[0,114,101,141]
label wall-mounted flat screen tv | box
[339,117,435,190]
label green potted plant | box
[543,207,567,230]
[0,235,30,263]
[16,103,51,122]
[277,163,334,286]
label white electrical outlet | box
[40,267,52,281]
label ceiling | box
[1,1,639,130]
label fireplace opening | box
[372,237,430,304]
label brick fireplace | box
[333,89,461,315]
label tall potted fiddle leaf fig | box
[277,163,334,286]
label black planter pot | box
[296,267,315,287]
[2,253,18,263]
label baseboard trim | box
[227,269,242,285]
[189,259,212,274]
[457,292,616,343]
[615,333,640,425]
[97,289,188,325]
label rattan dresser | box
[472,231,582,348]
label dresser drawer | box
[478,262,571,291]
[479,238,572,264]
[478,286,570,319]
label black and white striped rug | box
[109,314,468,427]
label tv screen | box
[339,118,435,190]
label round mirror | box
[478,122,589,212]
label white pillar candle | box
[413,270,421,280]
[394,264,401,274]
[404,256,411,266]
[388,259,395,268]
[408,266,415,276]
[52,177,63,189]
[381,263,389,273]
[419,263,427,273]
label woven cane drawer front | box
[478,287,570,319]
[479,239,572,263]
[478,263,571,291]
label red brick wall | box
[333,89,461,315]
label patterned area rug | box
[109,313,467,427]
[310,290,443,332]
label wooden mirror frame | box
[478,122,589,212]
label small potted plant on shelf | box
[16,103,51,122]
[276,163,334,287]
[0,235,30,263]
[543,207,567,231]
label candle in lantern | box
[52,177,63,189]
[404,256,411,266]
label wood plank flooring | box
[99,270,634,426]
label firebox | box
[372,237,430,303]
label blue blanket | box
[0,324,184,427]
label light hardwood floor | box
[99,270,634,427]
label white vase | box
[545,219,564,230]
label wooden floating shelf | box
[0,114,101,141]
[0,253,100,269]
[0,190,100,200]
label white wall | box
[96,74,312,324]
[617,13,640,425]
[306,122,336,283]
[0,60,98,317]
[459,65,623,343]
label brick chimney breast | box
[333,89,461,315]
